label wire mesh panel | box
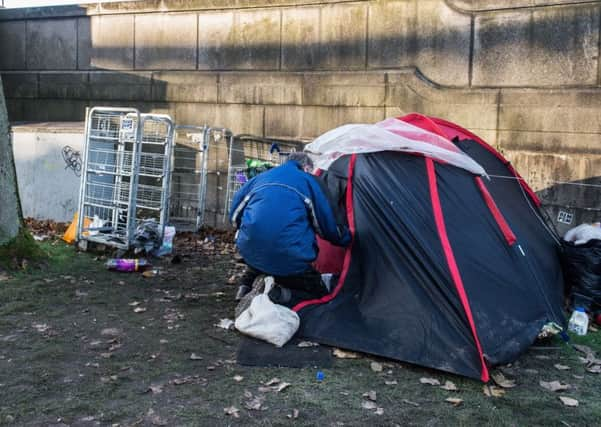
[223,135,302,222]
[169,125,210,231]
[77,107,141,249]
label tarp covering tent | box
[295,114,565,381]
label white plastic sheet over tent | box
[304,118,487,176]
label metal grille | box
[77,107,174,250]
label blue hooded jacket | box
[230,160,350,276]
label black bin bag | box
[561,239,601,311]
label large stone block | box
[39,73,89,99]
[0,21,26,70]
[151,71,218,102]
[367,0,417,69]
[198,9,280,70]
[1,73,38,98]
[135,13,197,70]
[219,72,302,105]
[265,105,385,139]
[176,103,264,135]
[473,5,600,86]
[89,72,152,101]
[499,104,601,134]
[499,130,601,156]
[78,15,135,70]
[319,3,367,70]
[26,19,77,70]
[281,7,320,70]
[19,99,87,121]
[198,11,234,70]
[303,72,385,107]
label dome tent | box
[294,114,565,381]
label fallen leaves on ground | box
[244,393,267,411]
[385,380,397,385]
[189,353,203,360]
[287,409,299,419]
[492,372,516,388]
[540,380,571,392]
[559,396,579,407]
[258,377,290,393]
[362,390,377,401]
[146,409,167,426]
[402,399,420,407]
[147,384,163,394]
[445,397,463,406]
[128,301,141,307]
[361,400,378,410]
[233,375,244,382]
[554,364,571,371]
[333,348,361,359]
[133,307,147,313]
[223,406,240,418]
[440,381,458,391]
[370,362,383,372]
[419,377,440,386]
[483,385,505,397]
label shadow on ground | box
[0,233,600,426]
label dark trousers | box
[239,265,328,307]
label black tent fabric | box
[294,115,565,381]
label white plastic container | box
[568,307,589,336]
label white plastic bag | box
[234,277,300,347]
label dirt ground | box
[1,231,600,427]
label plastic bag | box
[153,226,176,257]
[561,238,601,311]
[234,277,300,347]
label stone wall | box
[2,0,601,231]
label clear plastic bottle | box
[105,258,150,272]
[567,307,589,336]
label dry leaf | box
[483,385,505,397]
[244,395,266,410]
[223,406,240,418]
[375,407,384,415]
[100,328,120,336]
[540,380,571,392]
[172,376,194,385]
[419,377,440,386]
[554,364,571,371]
[370,362,383,372]
[215,318,234,330]
[385,380,397,385]
[333,348,360,359]
[361,400,378,410]
[233,375,244,382]
[573,344,594,357]
[297,341,319,348]
[440,381,458,391]
[32,323,50,333]
[585,365,601,374]
[142,270,158,278]
[445,397,463,406]
[363,390,377,401]
[402,399,420,407]
[287,409,299,419]
[147,384,163,394]
[275,382,291,392]
[128,301,141,307]
[492,372,516,388]
[559,396,579,407]
[189,353,203,360]
[264,378,280,386]
[146,408,168,426]
[133,307,147,313]
[100,352,112,359]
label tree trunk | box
[0,75,24,245]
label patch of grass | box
[0,238,600,426]
[0,228,46,270]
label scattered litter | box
[419,377,440,386]
[133,307,147,313]
[559,396,579,407]
[128,301,141,307]
[554,364,571,371]
[215,318,235,330]
[375,407,384,416]
[233,375,244,382]
[361,400,377,410]
[189,353,203,360]
[297,341,319,348]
